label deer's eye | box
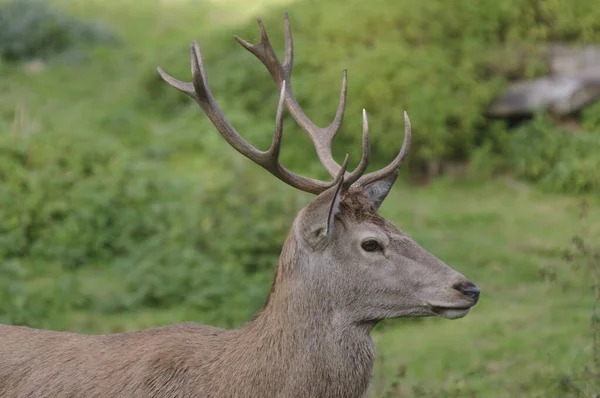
[361,239,380,252]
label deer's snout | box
[453,281,480,305]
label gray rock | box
[486,44,600,118]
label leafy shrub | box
[580,100,600,133]
[0,259,80,329]
[0,0,117,62]
[104,158,303,327]
[147,0,600,179]
[501,114,600,193]
[0,116,302,327]
[0,128,140,266]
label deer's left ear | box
[297,156,349,246]
[363,171,397,210]
[297,180,344,248]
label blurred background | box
[1,0,600,396]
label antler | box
[157,13,411,195]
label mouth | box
[430,305,472,320]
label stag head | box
[157,13,479,324]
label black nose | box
[455,281,480,304]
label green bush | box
[0,259,80,328]
[502,114,600,194]
[103,158,303,327]
[0,0,117,62]
[147,0,600,178]
[0,120,302,327]
[0,129,143,266]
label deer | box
[0,13,480,398]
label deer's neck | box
[223,249,375,397]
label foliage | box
[580,100,600,132]
[0,0,116,62]
[503,114,600,194]
[0,123,300,328]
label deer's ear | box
[363,171,397,210]
[298,173,346,247]
[302,184,342,248]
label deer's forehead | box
[339,210,404,238]
[359,219,404,237]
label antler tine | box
[157,41,337,195]
[356,111,412,187]
[344,109,370,188]
[234,13,370,184]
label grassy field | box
[2,0,600,397]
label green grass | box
[2,1,599,397]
